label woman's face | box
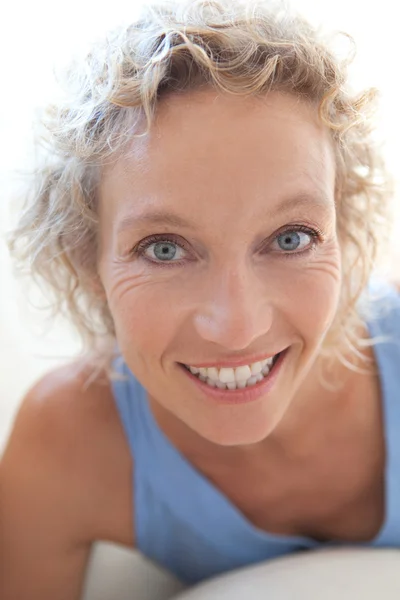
[98,90,342,446]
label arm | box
[0,378,93,600]
[0,362,134,600]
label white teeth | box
[207,367,219,381]
[186,352,281,390]
[219,367,235,383]
[216,380,226,389]
[250,361,262,375]
[235,365,252,381]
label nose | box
[193,265,274,351]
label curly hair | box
[8,0,392,380]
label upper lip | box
[182,349,286,369]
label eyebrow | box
[115,192,332,234]
[116,210,196,234]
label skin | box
[98,90,341,447]
[0,90,386,600]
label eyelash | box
[132,225,323,267]
[133,234,191,268]
[271,225,322,260]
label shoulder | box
[9,360,122,479]
[17,360,120,453]
[2,359,134,546]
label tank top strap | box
[111,355,159,468]
[366,278,400,544]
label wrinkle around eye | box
[106,261,162,305]
[299,246,341,279]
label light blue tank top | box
[111,279,400,584]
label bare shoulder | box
[2,358,134,546]
[0,360,134,598]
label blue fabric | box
[111,279,400,584]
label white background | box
[1,0,400,450]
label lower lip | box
[179,350,288,405]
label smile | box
[183,353,281,391]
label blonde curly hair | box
[8,0,392,378]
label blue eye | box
[272,228,318,254]
[135,236,188,264]
[152,241,179,261]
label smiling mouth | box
[181,352,282,391]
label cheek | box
[104,263,185,359]
[271,245,341,343]
[292,255,342,340]
[302,277,341,336]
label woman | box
[1,0,399,598]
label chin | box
[189,405,285,447]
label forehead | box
[100,90,336,219]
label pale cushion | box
[82,542,185,600]
[174,547,400,600]
[82,544,400,600]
